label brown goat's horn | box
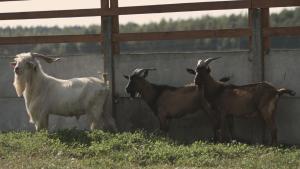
[31,53,60,63]
[143,68,156,71]
[204,57,221,67]
[134,68,156,77]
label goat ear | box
[186,68,196,75]
[123,75,129,79]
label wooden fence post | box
[110,0,120,55]
[261,8,270,54]
[101,0,116,118]
[250,8,264,82]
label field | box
[0,130,299,169]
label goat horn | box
[143,68,156,71]
[197,59,205,67]
[140,68,156,75]
[31,53,60,63]
[204,57,221,67]
[134,68,156,77]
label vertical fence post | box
[250,5,266,143]
[101,0,116,118]
[248,8,253,50]
[261,8,270,54]
[250,8,264,82]
[110,0,120,55]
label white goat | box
[11,52,117,131]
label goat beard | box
[13,74,26,97]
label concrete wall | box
[0,50,299,145]
[265,50,300,145]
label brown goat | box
[124,68,229,134]
[187,57,296,144]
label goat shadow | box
[48,128,92,146]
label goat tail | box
[277,88,296,96]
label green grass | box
[0,130,299,169]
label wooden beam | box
[0,34,102,45]
[264,27,300,36]
[0,0,27,1]
[114,29,251,42]
[102,16,116,120]
[261,8,270,53]
[251,9,264,81]
[111,0,120,55]
[112,1,251,15]
[0,1,251,20]
[252,0,300,8]
[101,0,109,9]
[0,9,102,20]
[0,0,28,2]
[101,1,116,119]
[0,0,298,21]
[248,9,253,50]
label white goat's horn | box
[31,53,60,63]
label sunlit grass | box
[0,129,299,169]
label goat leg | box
[265,117,277,145]
[226,115,234,141]
[158,113,169,132]
[218,113,228,142]
[35,114,49,131]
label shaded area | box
[48,129,92,146]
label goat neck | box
[137,78,157,105]
[24,64,50,104]
[202,73,224,101]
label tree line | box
[0,8,299,56]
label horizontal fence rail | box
[0,9,101,20]
[0,0,300,20]
[0,1,251,20]
[109,1,251,15]
[115,29,251,42]
[0,34,102,45]
[2,26,300,45]
[0,0,27,1]
[252,0,300,8]
[264,26,300,36]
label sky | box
[0,0,294,27]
